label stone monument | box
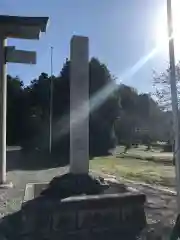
[70,36,89,174]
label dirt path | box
[92,170,177,239]
[130,183,176,239]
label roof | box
[0,15,49,32]
[0,15,49,39]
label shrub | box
[163,144,173,152]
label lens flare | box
[156,0,180,58]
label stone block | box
[78,208,119,229]
[91,228,135,240]
[21,205,52,237]
[50,230,89,240]
[21,182,146,239]
[52,211,76,232]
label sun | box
[156,0,180,58]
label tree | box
[152,63,180,110]
[17,57,120,161]
[89,58,120,156]
[115,83,167,147]
[52,59,70,157]
[8,55,171,162]
[52,57,120,158]
[152,64,180,144]
[115,85,140,147]
[7,75,24,145]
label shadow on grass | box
[6,149,69,172]
[6,146,114,172]
[117,153,173,166]
[122,171,175,187]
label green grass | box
[115,145,173,163]
[90,156,175,187]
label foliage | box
[115,85,153,145]
[152,63,180,110]
[7,75,25,145]
[7,56,172,162]
[89,58,119,156]
[6,57,121,163]
[152,63,180,144]
[162,141,173,152]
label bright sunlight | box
[156,0,180,59]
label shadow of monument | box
[6,147,113,172]
[6,149,69,172]
[0,210,22,240]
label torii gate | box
[0,15,49,186]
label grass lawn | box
[90,156,175,187]
[115,145,173,163]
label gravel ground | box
[0,166,68,218]
[0,149,178,239]
[92,171,177,239]
[132,183,176,239]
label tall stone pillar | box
[0,37,7,184]
[70,36,89,174]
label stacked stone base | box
[20,181,146,240]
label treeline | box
[7,57,171,159]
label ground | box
[90,158,174,187]
[0,146,177,239]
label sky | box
[0,0,173,93]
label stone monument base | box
[0,181,13,189]
[19,174,146,240]
[40,173,109,198]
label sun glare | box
[156,0,180,58]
